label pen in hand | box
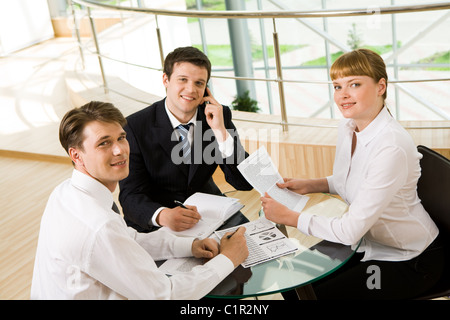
[227,228,239,239]
[174,200,188,209]
[174,200,203,221]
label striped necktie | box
[177,123,192,164]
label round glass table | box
[206,193,360,299]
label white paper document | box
[158,218,298,274]
[237,146,309,212]
[161,193,244,239]
[214,217,298,268]
[158,257,204,276]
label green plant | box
[347,23,363,50]
[231,90,259,113]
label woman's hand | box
[260,193,300,227]
[276,178,310,195]
[277,177,330,195]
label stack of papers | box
[159,217,298,274]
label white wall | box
[0,0,54,56]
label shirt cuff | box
[173,236,195,258]
[326,175,336,194]
[151,207,166,227]
[204,254,235,280]
[297,212,314,236]
[217,131,234,158]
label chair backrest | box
[417,145,450,237]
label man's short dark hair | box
[59,101,127,154]
[163,46,211,82]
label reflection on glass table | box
[206,192,360,299]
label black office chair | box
[413,145,450,300]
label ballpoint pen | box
[226,228,239,239]
[174,200,203,221]
[174,200,188,209]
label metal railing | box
[71,0,450,131]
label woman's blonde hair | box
[330,48,388,100]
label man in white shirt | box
[31,101,248,299]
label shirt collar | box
[70,169,114,211]
[164,100,198,129]
[357,107,392,146]
[344,107,392,147]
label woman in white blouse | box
[261,49,444,299]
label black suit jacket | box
[119,98,252,232]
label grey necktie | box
[112,202,120,214]
[176,123,193,164]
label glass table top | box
[207,233,358,298]
[206,193,359,299]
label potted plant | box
[231,90,260,113]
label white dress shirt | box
[298,107,438,262]
[31,169,234,299]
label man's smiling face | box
[70,120,129,192]
[163,62,208,123]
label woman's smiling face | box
[332,75,386,131]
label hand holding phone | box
[202,87,227,142]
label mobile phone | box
[202,86,211,109]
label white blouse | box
[31,169,233,299]
[298,107,438,261]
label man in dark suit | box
[119,46,252,233]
